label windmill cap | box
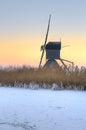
[46,42,61,50]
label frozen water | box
[0,87,86,130]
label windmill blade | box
[62,45,70,48]
[39,49,45,68]
[39,15,51,68]
[44,14,51,46]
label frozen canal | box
[0,87,86,130]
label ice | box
[0,87,86,130]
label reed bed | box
[0,65,86,90]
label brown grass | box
[0,65,86,89]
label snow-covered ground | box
[0,87,86,130]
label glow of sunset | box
[0,34,86,67]
[0,36,41,67]
[0,0,86,67]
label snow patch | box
[0,87,86,130]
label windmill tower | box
[39,15,73,70]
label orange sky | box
[0,34,86,67]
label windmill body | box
[39,15,73,69]
[46,42,61,59]
[43,41,61,67]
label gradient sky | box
[0,0,86,67]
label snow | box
[0,87,86,130]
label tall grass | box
[0,65,86,89]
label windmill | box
[39,15,73,70]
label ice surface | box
[0,87,86,130]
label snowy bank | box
[0,82,86,90]
[0,87,86,130]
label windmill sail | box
[39,15,51,68]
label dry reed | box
[0,65,86,89]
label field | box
[0,65,86,90]
[0,87,86,130]
[0,66,86,130]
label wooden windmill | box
[39,15,73,70]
